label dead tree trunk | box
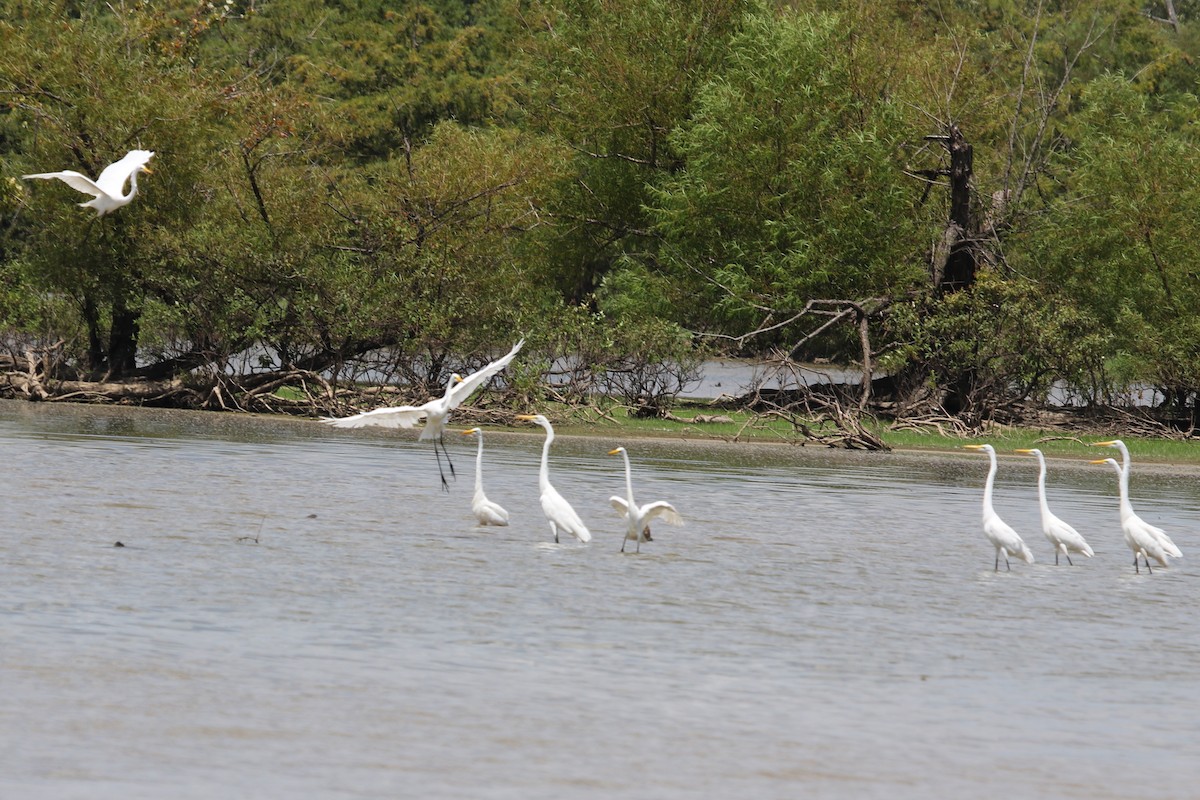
[928,124,977,295]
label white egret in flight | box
[964,444,1035,571]
[608,446,682,553]
[516,414,591,543]
[23,149,155,216]
[1014,448,1094,565]
[1091,456,1182,573]
[460,427,509,526]
[323,339,524,489]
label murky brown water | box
[3,399,1198,799]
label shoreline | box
[4,396,1200,475]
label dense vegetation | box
[1,0,1197,434]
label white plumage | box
[461,427,509,526]
[608,446,682,553]
[964,444,1035,571]
[23,149,155,216]
[517,414,591,543]
[1092,456,1181,573]
[324,339,523,488]
[1015,448,1093,565]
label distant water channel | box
[3,400,1199,799]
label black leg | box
[1065,554,1073,566]
[1144,555,1153,574]
[441,434,455,480]
[1134,554,1140,573]
[1005,554,1011,571]
[1055,552,1060,565]
[433,444,450,491]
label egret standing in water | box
[1090,438,1182,562]
[323,339,524,489]
[1091,456,1181,573]
[964,444,1035,571]
[1014,448,1094,565]
[23,150,155,216]
[608,446,682,553]
[460,427,509,526]
[516,414,591,543]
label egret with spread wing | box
[608,446,682,553]
[1092,456,1181,573]
[964,444,1035,571]
[1015,448,1093,565]
[23,150,155,217]
[517,414,591,543]
[324,339,523,489]
[461,427,508,526]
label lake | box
[2,399,1198,799]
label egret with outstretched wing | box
[608,446,682,553]
[23,150,155,216]
[324,339,524,489]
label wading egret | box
[23,149,155,216]
[516,414,591,543]
[964,444,1035,571]
[608,446,682,553]
[461,427,509,526]
[1091,438,1182,561]
[1091,457,1182,573]
[1014,448,1094,565]
[323,339,524,489]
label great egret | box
[323,339,524,489]
[460,427,509,526]
[1014,448,1094,565]
[964,444,1035,571]
[22,149,155,216]
[516,414,591,543]
[1091,456,1182,573]
[1091,438,1182,560]
[608,446,682,553]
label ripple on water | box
[2,399,1199,799]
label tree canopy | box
[1,0,1198,428]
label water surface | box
[2,400,1198,798]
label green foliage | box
[1019,75,1200,402]
[1,0,1199,419]
[886,271,1112,407]
[647,8,929,339]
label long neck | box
[1118,443,1130,476]
[538,422,553,490]
[474,434,485,494]
[1116,462,1134,519]
[1034,453,1051,517]
[981,450,997,518]
[123,169,140,202]
[621,450,635,507]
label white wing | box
[447,339,524,409]
[1046,514,1093,557]
[22,170,107,199]
[95,150,154,195]
[609,496,630,517]
[984,514,1034,563]
[472,496,510,526]
[1145,522,1183,558]
[543,486,591,542]
[640,501,683,527]
[322,403,429,429]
